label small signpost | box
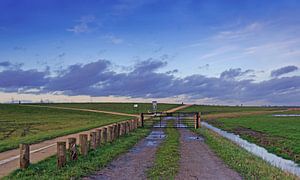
[133,104,139,114]
[152,101,157,113]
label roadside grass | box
[193,128,298,179]
[0,104,130,152]
[37,102,180,114]
[4,128,150,180]
[147,122,180,179]
[210,114,300,164]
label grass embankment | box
[39,102,180,114]
[193,128,298,179]
[0,104,129,152]
[181,105,283,115]
[209,113,300,164]
[5,128,150,180]
[147,122,180,179]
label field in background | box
[180,105,282,115]
[209,111,300,164]
[40,102,180,114]
[0,104,129,152]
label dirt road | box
[84,130,165,180]
[22,104,139,117]
[166,104,193,113]
[176,128,241,180]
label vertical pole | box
[108,126,113,142]
[141,113,144,127]
[114,124,118,139]
[79,134,88,156]
[90,132,97,150]
[19,144,30,169]
[102,127,107,144]
[96,129,102,147]
[57,142,66,168]
[198,112,201,128]
[68,138,78,161]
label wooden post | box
[96,129,102,147]
[140,113,144,127]
[20,144,30,169]
[194,113,199,129]
[102,127,107,144]
[198,112,201,128]
[108,126,113,142]
[57,142,66,168]
[117,123,121,137]
[119,123,123,136]
[68,138,78,161]
[114,124,119,139]
[90,132,97,150]
[126,121,130,133]
[79,134,88,156]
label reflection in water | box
[272,114,300,117]
[202,122,300,177]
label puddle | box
[130,130,166,153]
[272,114,300,117]
[202,122,300,177]
[185,136,204,141]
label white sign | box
[133,104,138,108]
[152,101,157,112]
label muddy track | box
[83,129,165,180]
[176,128,242,180]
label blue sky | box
[0,0,300,105]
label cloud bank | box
[0,60,299,105]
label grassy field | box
[38,102,180,114]
[5,128,150,180]
[209,112,300,164]
[181,105,283,114]
[0,104,130,152]
[147,121,180,179]
[193,128,298,179]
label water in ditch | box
[202,122,300,177]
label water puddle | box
[185,136,204,141]
[272,114,300,117]
[202,122,300,177]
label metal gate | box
[140,112,200,129]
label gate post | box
[140,113,144,127]
[198,112,201,128]
[194,112,199,129]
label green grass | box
[147,122,180,179]
[39,102,180,114]
[181,105,282,115]
[192,128,298,179]
[0,104,130,152]
[5,128,150,180]
[210,113,300,164]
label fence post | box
[108,126,113,142]
[102,127,107,144]
[96,129,102,147]
[68,138,78,161]
[20,144,30,169]
[114,124,119,139]
[117,123,121,137]
[90,132,97,150]
[79,134,88,156]
[57,142,66,168]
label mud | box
[83,129,165,180]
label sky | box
[0,0,300,105]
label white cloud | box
[67,15,96,34]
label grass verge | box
[4,128,150,180]
[147,124,180,179]
[192,127,298,179]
